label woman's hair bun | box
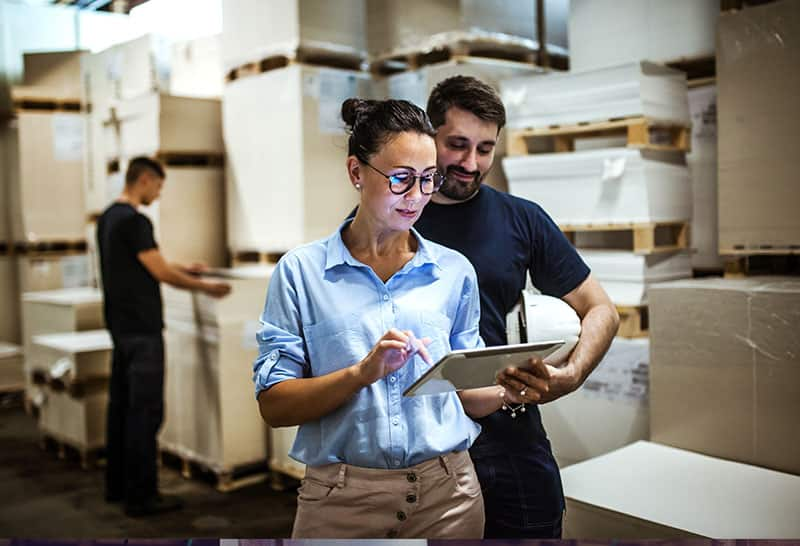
[341,98,366,127]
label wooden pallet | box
[723,252,800,278]
[225,46,366,83]
[616,305,648,339]
[159,448,269,493]
[370,36,558,75]
[13,240,88,255]
[231,250,286,267]
[562,222,690,255]
[39,433,104,471]
[507,116,692,156]
[12,96,83,113]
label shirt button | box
[406,473,417,483]
[394,459,401,466]
[406,494,417,504]
[389,376,396,383]
[392,417,399,426]
[396,511,407,521]
[383,294,389,301]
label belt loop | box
[336,464,347,488]
[439,454,452,476]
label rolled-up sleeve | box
[253,258,309,397]
[449,264,485,351]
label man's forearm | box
[568,302,618,385]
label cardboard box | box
[222,0,366,71]
[224,65,368,252]
[717,1,800,252]
[540,338,650,468]
[38,381,108,451]
[649,277,800,475]
[6,111,87,242]
[145,167,227,268]
[31,329,111,385]
[16,253,91,293]
[687,84,722,269]
[0,343,24,392]
[568,0,718,72]
[170,34,223,99]
[579,250,691,306]
[0,256,21,344]
[504,149,692,226]
[21,288,104,398]
[21,50,85,100]
[378,57,541,193]
[501,61,690,130]
[161,268,272,471]
[562,441,800,539]
[366,0,558,56]
[112,93,223,158]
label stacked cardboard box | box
[717,0,800,253]
[160,266,272,474]
[32,330,111,453]
[502,62,694,311]
[224,65,369,253]
[568,0,719,72]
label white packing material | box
[568,0,718,72]
[503,148,691,226]
[501,61,690,129]
[579,250,692,306]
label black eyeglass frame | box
[362,161,444,196]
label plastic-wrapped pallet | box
[224,65,369,253]
[540,337,650,468]
[501,61,690,130]
[38,382,108,457]
[16,253,91,293]
[503,148,691,226]
[568,0,718,72]
[222,0,366,72]
[378,58,542,192]
[578,250,691,307]
[31,330,111,388]
[160,266,273,474]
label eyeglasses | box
[363,161,444,195]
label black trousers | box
[105,333,164,506]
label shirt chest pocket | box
[417,310,453,362]
[302,311,375,376]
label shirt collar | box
[325,218,442,274]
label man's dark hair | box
[341,98,436,162]
[426,75,506,131]
[125,156,165,186]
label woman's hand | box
[355,328,432,386]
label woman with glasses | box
[252,98,512,539]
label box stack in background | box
[160,266,273,491]
[558,2,800,538]
[31,329,111,468]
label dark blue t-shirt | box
[414,185,590,519]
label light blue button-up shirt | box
[253,220,483,469]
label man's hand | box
[496,356,551,404]
[202,280,231,298]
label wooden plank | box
[560,222,690,255]
[616,306,648,339]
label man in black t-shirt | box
[415,77,620,538]
[97,156,230,517]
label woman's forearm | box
[458,386,505,419]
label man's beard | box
[438,165,485,201]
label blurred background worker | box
[97,156,231,517]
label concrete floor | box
[0,399,297,538]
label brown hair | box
[426,75,506,130]
[125,156,165,186]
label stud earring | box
[355,183,362,190]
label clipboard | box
[403,340,565,397]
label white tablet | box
[403,340,565,397]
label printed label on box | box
[318,70,360,134]
[52,114,85,162]
[581,339,649,404]
[61,255,90,288]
